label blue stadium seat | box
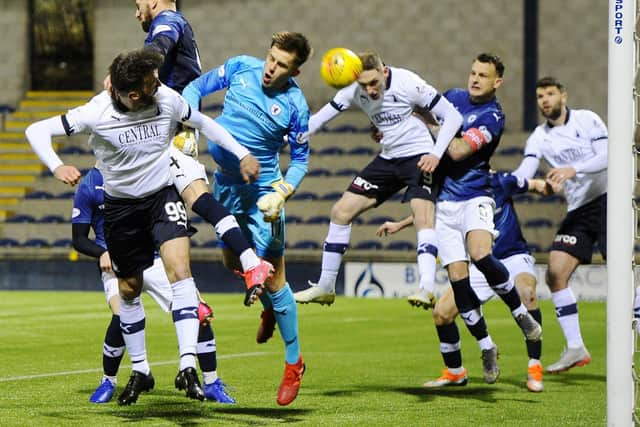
[539,194,564,203]
[189,216,204,224]
[285,215,304,224]
[40,215,66,223]
[386,240,415,251]
[52,238,73,247]
[59,146,87,155]
[306,215,331,224]
[327,124,361,133]
[354,240,383,250]
[291,191,318,201]
[25,190,54,199]
[307,168,332,177]
[512,194,534,203]
[498,147,524,156]
[389,192,404,201]
[22,238,50,248]
[524,218,554,228]
[317,146,345,155]
[290,240,320,249]
[6,214,36,223]
[0,238,19,247]
[320,191,343,201]
[348,146,376,155]
[527,243,543,253]
[54,191,76,199]
[366,215,395,225]
[335,168,359,177]
[202,104,223,112]
[200,239,220,248]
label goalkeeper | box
[182,31,312,406]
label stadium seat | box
[25,190,54,199]
[290,240,320,249]
[52,238,73,247]
[527,243,543,253]
[22,238,50,248]
[291,191,318,201]
[348,146,376,156]
[512,194,534,203]
[389,193,404,201]
[366,215,395,225]
[189,216,204,224]
[335,168,359,177]
[539,194,564,203]
[317,146,345,155]
[59,146,87,155]
[0,238,20,247]
[327,124,361,133]
[200,239,220,248]
[307,168,332,177]
[306,215,331,224]
[6,214,36,223]
[354,240,383,250]
[524,218,554,228]
[320,191,343,201]
[55,191,76,199]
[498,146,524,156]
[386,240,415,251]
[285,215,303,224]
[40,214,66,223]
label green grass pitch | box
[0,291,606,426]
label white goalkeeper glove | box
[257,180,295,222]
[172,128,198,158]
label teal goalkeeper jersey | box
[182,55,310,187]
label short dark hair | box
[536,76,565,91]
[109,49,164,93]
[271,31,312,68]
[358,50,384,72]
[476,53,505,77]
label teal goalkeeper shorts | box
[213,171,286,258]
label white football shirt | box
[64,85,191,198]
[331,66,439,159]
[523,109,608,211]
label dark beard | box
[141,20,150,32]
[109,87,129,113]
[544,106,562,121]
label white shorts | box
[169,146,208,195]
[435,196,497,266]
[102,257,173,312]
[470,253,536,303]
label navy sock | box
[436,322,462,369]
[103,314,125,377]
[191,193,251,255]
[473,254,522,311]
[451,277,488,341]
[196,323,217,372]
[526,309,542,360]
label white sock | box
[239,248,260,271]
[528,359,541,367]
[317,222,351,291]
[171,277,199,370]
[478,336,495,351]
[512,304,527,318]
[119,295,149,375]
[416,228,437,294]
[552,288,584,349]
[203,371,218,385]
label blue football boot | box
[89,378,116,403]
[203,378,236,404]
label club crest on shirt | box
[467,114,477,124]
[270,104,282,116]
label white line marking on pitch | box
[0,351,271,382]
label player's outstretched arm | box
[26,116,81,186]
[376,215,414,237]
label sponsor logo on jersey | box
[467,114,477,123]
[117,123,161,146]
[71,208,80,218]
[352,176,379,191]
[554,234,578,246]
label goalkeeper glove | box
[172,128,198,158]
[256,180,295,222]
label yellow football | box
[320,47,363,89]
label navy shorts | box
[551,193,606,263]
[347,154,440,206]
[104,186,195,278]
